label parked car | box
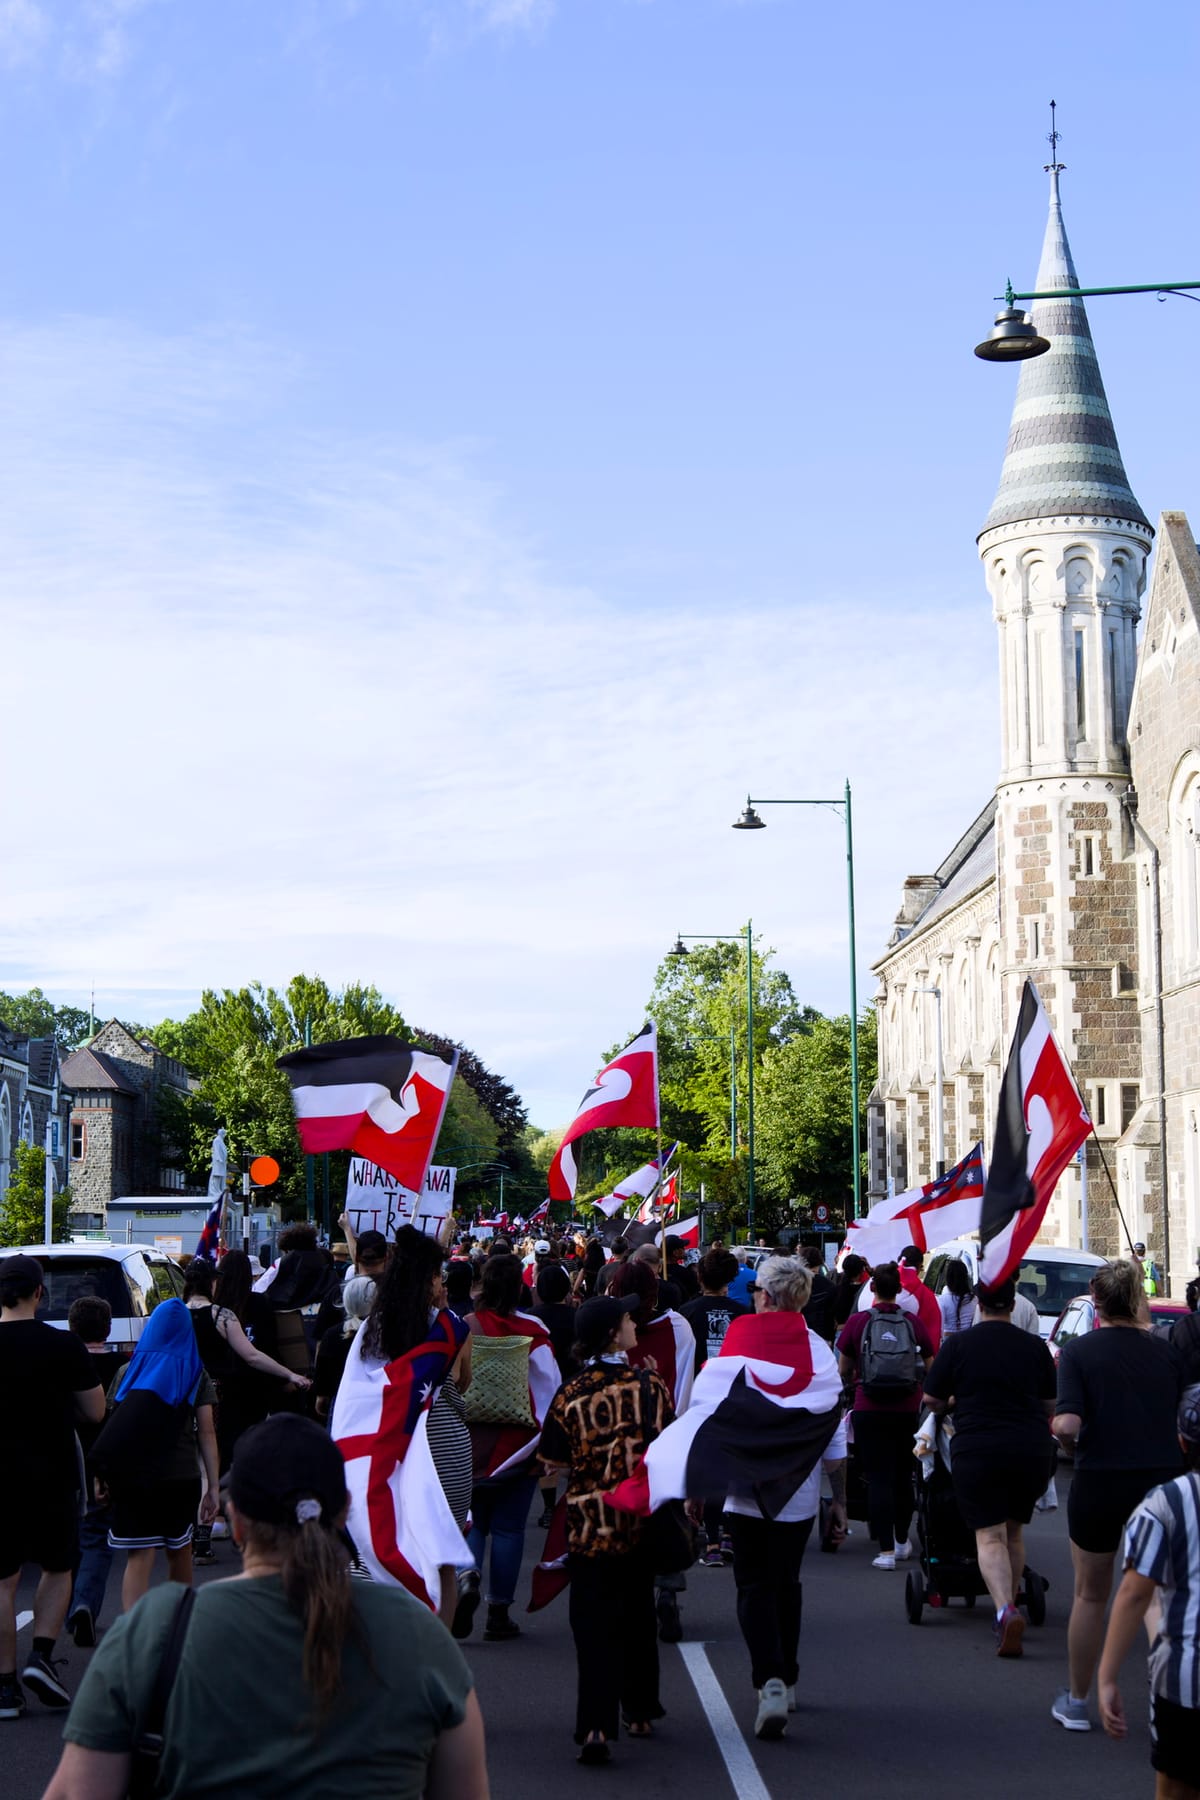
[924,1240,1107,1339]
[1047,1292,1189,1364]
[18,1242,187,1352]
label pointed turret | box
[980,171,1149,536]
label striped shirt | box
[1123,1470,1200,1709]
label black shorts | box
[1067,1467,1178,1555]
[950,1450,1049,1531]
[1151,1693,1200,1784]
[0,1489,79,1578]
[109,1478,201,1552]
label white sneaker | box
[872,1552,896,1571]
[786,1685,797,1713]
[755,1679,788,1740]
[893,1539,913,1561]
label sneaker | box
[872,1552,896,1571]
[1051,1691,1091,1732]
[67,1607,96,1650]
[483,1606,521,1643]
[893,1538,913,1561]
[994,1605,1025,1658]
[702,1545,724,1568]
[21,1652,70,1709]
[786,1684,797,1713]
[192,1545,216,1566]
[720,1534,734,1562]
[0,1678,24,1721]
[754,1678,788,1740]
[656,1590,683,1643]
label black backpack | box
[859,1306,921,1402]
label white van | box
[20,1242,187,1352]
[924,1240,1106,1339]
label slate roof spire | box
[980,165,1149,537]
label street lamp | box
[668,924,756,1234]
[918,985,944,1178]
[975,276,1200,362]
[732,779,862,1219]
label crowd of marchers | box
[2,1226,1200,1800]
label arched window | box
[20,1100,34,1147]
[1170,758,1200,974]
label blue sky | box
[2,0,1197,1127]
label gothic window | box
[1170,761,1200,973]
[1108,631,1121,742]
[20,1101,34,1147]
[1074,628,1087,738]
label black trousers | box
[725,1512,814,1688]
[852,1410,915,1552]
[567,1550,662,1742]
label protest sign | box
[344,1158,457,1242]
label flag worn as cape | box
[608,1311,842,1521]
[843,1143,986,1265]
[979,980,1090,1288]
[628,1310,695,1415]
[547,1025,660,1201]
[332,1312,471,1612]
[468,1307,561,1479]
[276,1035,457,1193]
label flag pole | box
[1089,1128,1139,1257]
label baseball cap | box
[227,1415,348,1528]
[0,1253,45,1294]
[534,1239,552,1256]
[1179,1384,1200,1448]
[574,1294,638,1357]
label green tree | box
[0,1141,72,1246]
[0,988,93,1050]
[755,1010,878,1221]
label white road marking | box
[16,1611,33,1633]
[676,1641,773,1800]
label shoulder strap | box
[128,1586,197,1800]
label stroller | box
[903,1415,1047,1628]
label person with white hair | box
[313,1277,377,1422]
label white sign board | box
[344,1159,457,1242]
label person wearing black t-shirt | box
[1050,1258,1185,1733]
[0,1254,105,1719]
[923,1276,1057,1659]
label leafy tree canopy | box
[0,1141,72,1246]
[0,988,93,1050]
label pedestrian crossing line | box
[676,1642,773,1800]
[16,1611,33,1633]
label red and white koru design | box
[547,1024,660,1201]
[276,1034,457,1195]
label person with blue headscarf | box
[93,1299,220,1612]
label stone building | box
[61,1019,197,1226]
[869,167,1198,1289]
[0,1026,71,1209]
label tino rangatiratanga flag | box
[276,1035,457,1194]
[547,1024,660,1201]
[979,980,1090,1288]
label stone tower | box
[978,167,1154,1252]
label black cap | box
[227,1415,348,1528]
[1179,1383,1200,1448]
[574,1294,638,1357]
[0,1253,45,1293]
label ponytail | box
[242,1515,354,1716]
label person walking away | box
[837,1261,935,1569]
[922,1277,1057,1657]
[465,1253,561,1642]
[832,1253,868,1330]
[313,1276,376,1421]
[573,1240,606,1300]
[65,1297,126,1649]
[665,1238,700,1305]
[595,1238,629,1295]
[680,1249,748,1565]
[538,1296,673,1764]
[1050,1258,1185,1731]
[189,1249,312,1480]
[531,1263,577,1526]
[938,1258,977,1337]
[444,1260,475,1321]
[91,1299,220,1615]
[854,1247,942,1353]
[721,1257,848,1738]
[315,1227,389,1337]
[0,1255,104,1718]
[1098,1383,1200,1799]
[43,1415,489,1800]
[800,1246,836,1342]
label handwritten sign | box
[344,1158,457,1242]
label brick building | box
[61,1020,197,1229]
[868,167,1198,1290]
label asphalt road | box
[9,1474,1153,1800]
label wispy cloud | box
[0,315,995,1120]
[0,0,157,81]
[0,0,48,67]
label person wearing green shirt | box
[42,1415,489,1800]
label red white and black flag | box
[547,1024,660,1201]
[979,980,1090,1288]
[276,1035,457,1195]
